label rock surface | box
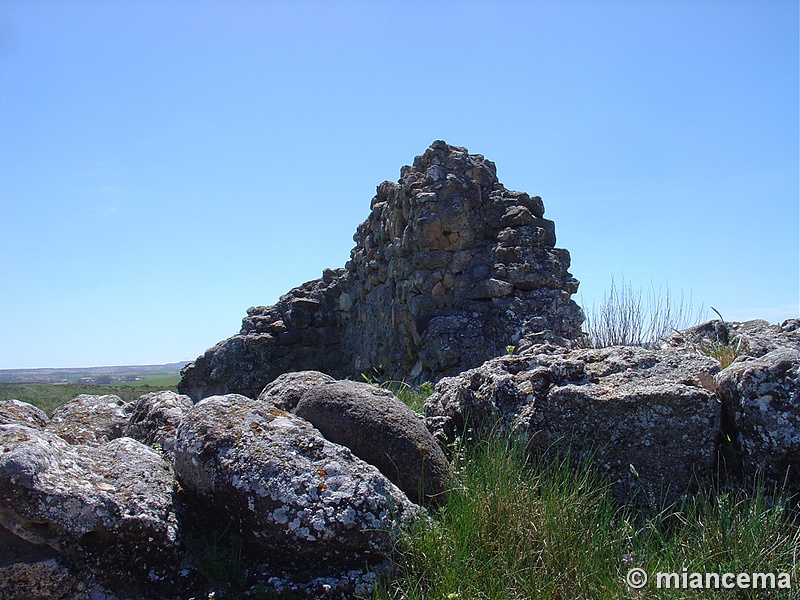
[173,394,421,568]
[124,390,193,460]
[258,370,337,412]
[293,379,451,504]
[0,399,49,429]
[179,141,583,400]
[716,347,800,492]
[0,425,184,594]
[425,344,722,506]
[44,394,133,446]
[665,318,800,360]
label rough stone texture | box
[258,370,336,412]
[0,425,184,594]
[292,379,451,505]
[0,557,76,600]
[425,345,721,506]
[45,394,133,446]
[0,399,49,429]
[664,318,800,361]
[0,522,76,600]
[716,347,800,492]
[124,390,193,460]
[173,394,420,569]
[179,141,583,400]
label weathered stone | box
[124,390,193,460]
[0,399,49,429]
[0,425,183,593]
[716,347,800,492]
[173,394,420,569]
[664,318,800,361]
[257,370,336,412]
[292,380,450,504]
[179,141,583,400]
[0,522,76,600]
[425,345,721,506]
[44,394,133,446]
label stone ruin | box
[179,141,584,401]
[3,139,799,598]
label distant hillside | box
[0,362,190,385]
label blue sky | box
[1,1,797,369]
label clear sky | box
[1,1,797,369]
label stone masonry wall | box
[179,141,583,401]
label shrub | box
[581,275,704,349]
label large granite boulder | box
[425,344,721,506]
[716,347,800,492]
[124,390,193,460]
[45,394,133,446]
[179,141,583,401]
[291,379,451,505]
[173,394,421,570]
[0,399,49,429]
[0,425,184,595]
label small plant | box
[581,275,704,349]
[696,337,742,369]
[691,308,743,368]
[360,374,433,414]
[505,344,516,355]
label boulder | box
[258,370,336,412]
[664,318,800,362]
[173,394,420,569]
[45,394,133,446]
[179,141,583,400]
[0,522,75,600]
[0,399,49,429]
[716,347,800,492]
[124,390,193,460]
[0,425,184,594]
[292,380,451,504]
[425,344,721,506]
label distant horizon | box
[0,361,191,372]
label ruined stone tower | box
[179,141,583,400]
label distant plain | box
[0,363,187,415]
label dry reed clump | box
[580,275,704,349]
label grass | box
[371,431,799,599]
[581,275,705,349]
[361,377,435,414]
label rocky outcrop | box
[124,390,193,460]
[667,318,800,493]
[665,318,800,360]
[716,347,800,492]
[173,394,420,567]
[0,399,49,429]
[292,379,451,504]
[0,425,185,595]
[179,141,583,400]
[1,390,428,598]
[424,344,722,506]
[45,394,133,446]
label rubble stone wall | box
[179,141,583,401]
